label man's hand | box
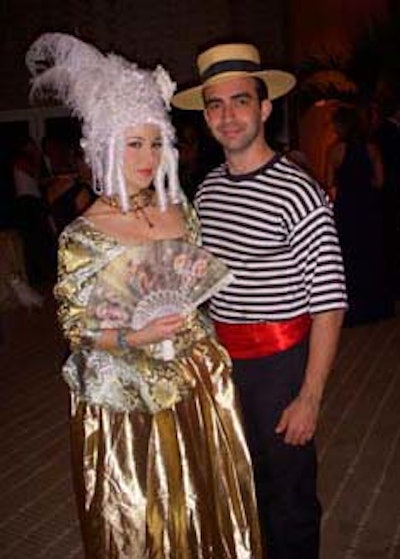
[275,309,345,446]
[275,394,320,446]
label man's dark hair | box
[253,77,269,103]
[201,75,269,107]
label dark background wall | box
[1,0,393,111]
[287,0,391,64]
[0,0,288,111]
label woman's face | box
[123,123,162,193]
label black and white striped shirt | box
[195,154,347,323]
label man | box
[173,43,347,559]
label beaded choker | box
[101,188,155,228]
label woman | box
[26,33,261,559]
[325,105,390,325]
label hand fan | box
[87,239,233,360]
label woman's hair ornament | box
[26,32,181,212]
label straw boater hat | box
[172,43,296,110]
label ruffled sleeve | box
[54,218,123,349]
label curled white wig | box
[26,33,181,212]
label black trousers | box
[232,340,321,559]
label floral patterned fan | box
[87,239,233,360]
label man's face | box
[203,77,271,156]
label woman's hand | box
[90,314,185,351]
[129,314,185,347]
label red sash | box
[214,315,311,359]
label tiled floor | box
[1,297,400,558]
[0,297,83,559]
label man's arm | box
[275,308,344,445]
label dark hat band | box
[201,59,260,82]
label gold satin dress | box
[54,209,262,559]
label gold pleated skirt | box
[69,338,262,559]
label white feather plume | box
[25,33,182,212]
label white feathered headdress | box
[26,33,181,212]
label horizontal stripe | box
[201,59,260,81]
[195,155,347,322]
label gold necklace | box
[101,189,155,228]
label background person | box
[369,101,400,306]
[173,42,348,559]
[325,105,391,325]
[12,135,57,285]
